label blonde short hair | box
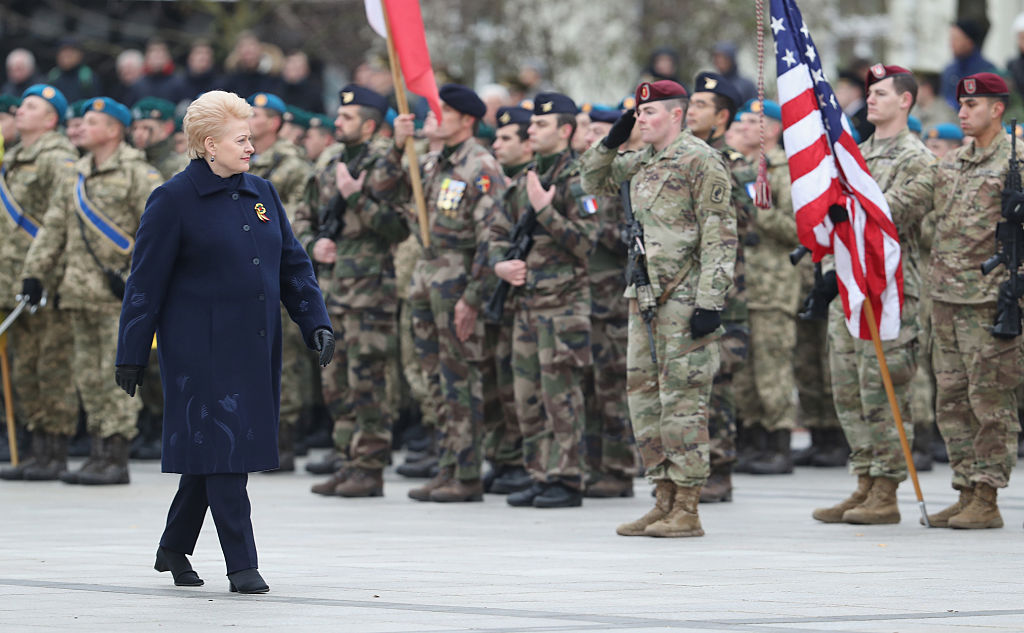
[183,91,253,160]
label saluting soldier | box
[0,85,79,481]
[20,96,162,485]
[581,80,736,536]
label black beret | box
[533,92,577,115]
[587,107,621,124]
[692,72,742,109]
[439,84,486,119]
[495,106,532,127]
[338,84,389,116]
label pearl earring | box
[209,156,215,162]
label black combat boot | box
[61,435,106,484]
[0,430,48,480]
[533,482,583,508]
[810,427,849,467]
[24,434,70,480]
[491,465,533,494]
[747,429,794,475]
[734,423,766,473]
[78,434,131,485]
[305,450,346,475]
[792,427,822,466]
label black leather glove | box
[313,327,335,367]
[798,270,839,320]
[818,270,839,303]
[115,365,146,398]
[20,278,43,306]
[602,109,636,149]
[690,308,722,339]
[828,204,848,224]
[743,231,761,247]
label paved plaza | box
[1,441,1023,632]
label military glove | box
[115,365,146,398]
[313,327,335,367]
[20,278,43,307]
[602,109,636,149]
[744,231,761,247]
[818,270,839,303]
[690,308,722,339]
[798,270,839,320]
[828,204,848,224]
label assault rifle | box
[981,118,1024,338]
[621,182,658,363]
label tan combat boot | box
[311,467,352,496]
[949,482,1003,529]
[408,466,454,501]
[430,478,483,502]
[616,480,673,536]
[812,474,872,523]
[644,485,704,537]
[922,487,973,527]
[335,468,384,497]
[842,477,900,524]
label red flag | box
[380,0,442,123]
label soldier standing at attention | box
[927,72,1023,529]
[812,65,934,525]
[246,92,317,471]
[0,85,79,481]
[301,85,409,497]
[685,72,753,502]
[581,80,736,536]
[131,97,188,180]
[20,96,162,485]
[490,92,597,509]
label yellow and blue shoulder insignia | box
[146,169,161,180]
[475,174,491,194]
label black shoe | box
[228,568,269,594]
[491,466,532,494]
[912,450,933,472]
[792,428,821,466]
[735,423,767,473]
[533,482,583,508]
[482,464,503,493]
[747,429,794,475]
[154,547,203,587]
[809,428,849,467]
[396,456,438,478]
[507,482,545,507]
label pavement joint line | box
[2,578,1021,631]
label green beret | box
[307,113,335,132]
[0,95,20,116]
[132,97,176,122]
[283,105,311,129]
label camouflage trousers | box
[708,320,750,469]
[6,306,77,435]
[583,311,635,478]
[512,301,591,489]
[794,314,840,429]
[405,264,443,430]
[70,309,141,439]
[910,293,936,430]
[321,309,396,470]
[828,298,918,481]
[484,320,521,467]
[932,301,1021,490]
[628,297,718,488]
[734,309,797,431]
[280,306,317,427]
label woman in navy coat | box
[114,91,333,594]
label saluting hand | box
[526,171,555,211]
[336,163,366,198]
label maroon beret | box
[957,72,1009,100]
[635,80,688,107]
[865,63,912,91]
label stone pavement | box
[1,447,1023,633]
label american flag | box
[771,0,903,340]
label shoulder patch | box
[710,182,727,204]
[146,170,161,180]
[475,174,491,194]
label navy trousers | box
[159,473,259,574]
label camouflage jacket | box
[0,131,78,307]
[314,142,345,172]
[298,135,409,313]
[371,138,506,309]
[22,143,161,311]
[588,191,628,316]
[860,128,935,300]
[580,130,737,312]
[745,146,800,314]
[930,132,1024,304]
[145,135,188,181]
[710,135,754,322]
[249,138,314,224]
[487,149,597,312]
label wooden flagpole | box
[0,334,18,466]
[861,299,930,526]
[381,6,431,248]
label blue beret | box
[907,115,922,134]
[338,84,389,116]
[617,95,637,110]
[22,84,68,125]
[86,97,132,127]
[587,107,622,124]
[533,92,577,115]
[693,72,742,109]
[495,106,532,127]
[439,84,485,119]
[927,122,964,141]
[738,98,781,121]
[247,92,287,115]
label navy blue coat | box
[116,159,330,474]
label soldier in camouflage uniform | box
[812,66,935,525]
[295,85,409,497]
[578,107,635,499]
[304,114,341,169]
[686,73,754,502]
[582,80,737,537]
[732,100,801,475]
[20,97,162,485]
[926,73,1023,529]
[373,85,507,502]
[246,92,317,471]
[490,93,597,509]
[0,85,79,481]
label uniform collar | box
[185,158,260,197]
[960,130,1008,165]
